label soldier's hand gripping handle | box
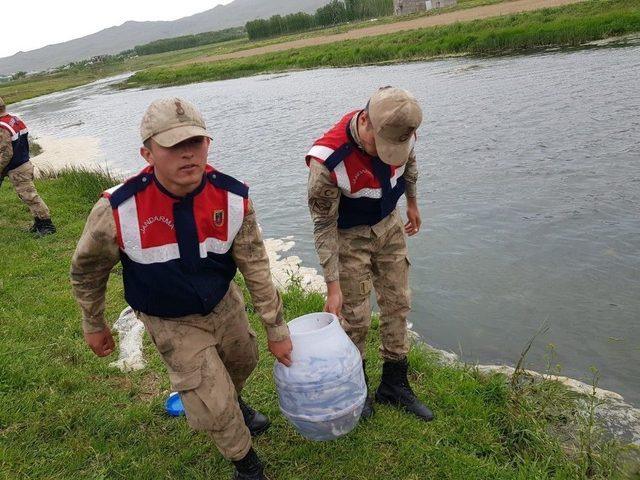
[84,326,116,357]
[269,336,293,367]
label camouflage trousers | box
[6,161,50,220]
[138,282,258,461]
[338,216,411,361]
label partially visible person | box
[0,96,56,235]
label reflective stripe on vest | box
[109,183,244,265]
[308,143,407,199]
[306,111,412,228]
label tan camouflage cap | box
[140,97,211,147]
[367,87,422,166]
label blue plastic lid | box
[165,392,185,417]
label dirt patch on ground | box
[183,0,584,66]
[134,371,165,402]
[97,370,165,403]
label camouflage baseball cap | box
[367,87,422,166]
[140,97,211,147]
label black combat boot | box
[360,360,374,421]
[238,397,271,437]
[232,448,266,480]
[30,218,56,236]
[375,358,434,422]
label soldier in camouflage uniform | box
[306,87,434,422]
[0,96,56,235]
[71,98,291,480]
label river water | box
[12,44,640,404]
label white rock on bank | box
[264,236,326,293]
[475,364,624,401]
[109,307,146,372]
[468,365,639,445]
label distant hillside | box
[0,0,329,75]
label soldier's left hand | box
[269,336,293,367]
[405,200,421,236]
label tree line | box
[133,27,246,56]
[245,0,393,40]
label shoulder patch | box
[207,171,249,199]
[107,172,153,208]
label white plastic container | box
[273,312,366,441]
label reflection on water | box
[14,46,640,404]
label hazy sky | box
[1,0,234,59]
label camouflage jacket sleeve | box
[403,148,418,198]
[0,129,13,173]
[307,160,340,283]
[70,197,120,334]
[232,200,289,342]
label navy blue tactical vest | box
[104,166,248,318]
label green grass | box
[122,0,640,89]
[0,168,636,479]
[28,138,43,158]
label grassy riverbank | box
[5,0,639,105]
[0,169,637,479]
[122,0,640,89]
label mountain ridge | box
[0,0,329,75]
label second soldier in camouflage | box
[306,86,434,422]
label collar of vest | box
[346,111,362,149]
[152,173,207,200]
[307,111,386,173]
[105,166,248,209]
[324,113,383,172]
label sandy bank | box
[30,135,104,177]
